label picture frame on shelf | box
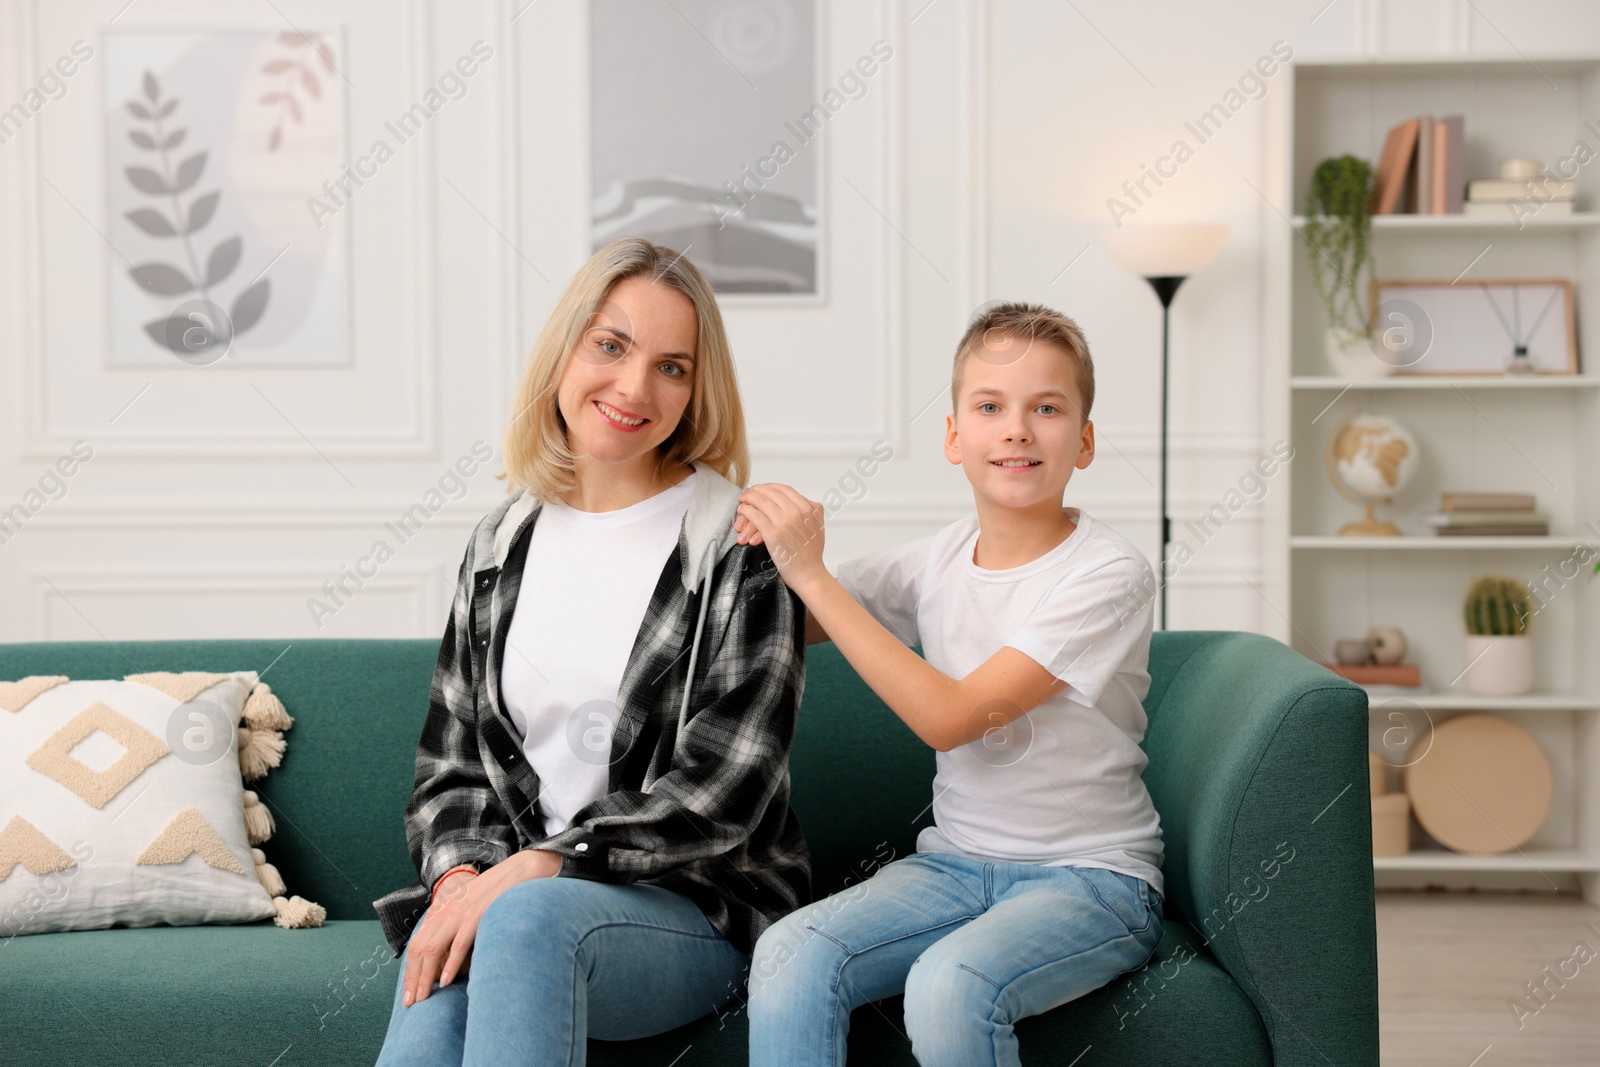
[1368,278,1578,376]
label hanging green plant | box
[1302,155,1376,340]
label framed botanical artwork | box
[103,29,350,366]
[1367,278,1578,375]
[589,0,818,296]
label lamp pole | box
[1098,221,1228,635]
[1143,274,1187,633]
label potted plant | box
[1303,155,1389,378]
[1461,575,1534,696]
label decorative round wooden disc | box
[1401,714,1552,854]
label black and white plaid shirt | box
[373,462,812,958]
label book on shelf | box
[1362,683,1434,698]
[1373,118,1420,215]
[1425,509,1549,527]
[1463,199,1572,217]
[1467,177,1574,200]
[1440,115,1464,213]
[1319,663,1422,686]
[1440,491,1537,511]
[1436,524,1550,536]
[1372,113,1465,214]
[1416,115,1434,214]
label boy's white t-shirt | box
[835,506,1165,896]
[499,472,696,839]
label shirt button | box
[575,843,589,852]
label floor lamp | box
[1101,224,1229,631]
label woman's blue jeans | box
[373,876,750,1067]
[747,851,1164,1067]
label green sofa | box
[0,631,1378,1066]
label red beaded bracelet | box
[429,864,478,905]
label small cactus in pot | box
[1463,576,1533,636]
[1460,575,1534,695]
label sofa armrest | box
[1142,631,1379,1067]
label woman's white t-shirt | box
[499,472,696,838]
[834,507,1166,896]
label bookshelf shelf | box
[1366,693,1600,712]
[1291,375,1600,390]
[1267,54,1600,899]
[1290,535,1591,550]
[1292,213,1600,230]
[1373,848,1600,873]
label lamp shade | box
[1101,223,1229,277]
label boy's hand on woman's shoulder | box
[735,483,829,592]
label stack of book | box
[1372,114,1466,215]
[1464,175,1574,217]
[1423,491,1548,537]
[1319,662,1426,696]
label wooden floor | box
[1377,891,1600,1065]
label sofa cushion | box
[2,920,396,1067]
[582,918,1270,1067]
[0,917,1267,1067]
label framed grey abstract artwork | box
[590,0,817,295]
[104,30,350,366]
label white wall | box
[2,0,1596,643]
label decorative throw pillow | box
[0,670,324,936]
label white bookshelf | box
[1263,55,1600,904]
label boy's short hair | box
[951,302,1095,421]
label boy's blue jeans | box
[747,850,1164,1067]
[373,876,749,1067]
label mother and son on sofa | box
[369,236,1166,1067]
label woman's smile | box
[594,399,650,432]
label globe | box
[1322,409,1420,536]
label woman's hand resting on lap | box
[402,848,564,1007]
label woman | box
[371,237,811,1066]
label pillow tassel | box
[272,894,326,929]
[237,725,286,782]
[243,682,294,731]
[242,790,275,844]
[251,848,287,898]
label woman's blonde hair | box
[498,237,749,500]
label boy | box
[733,302,1164,1067]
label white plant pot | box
[1325,327,1394,379]
[1462,635,1534,696]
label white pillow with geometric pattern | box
[0,670,323,936]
